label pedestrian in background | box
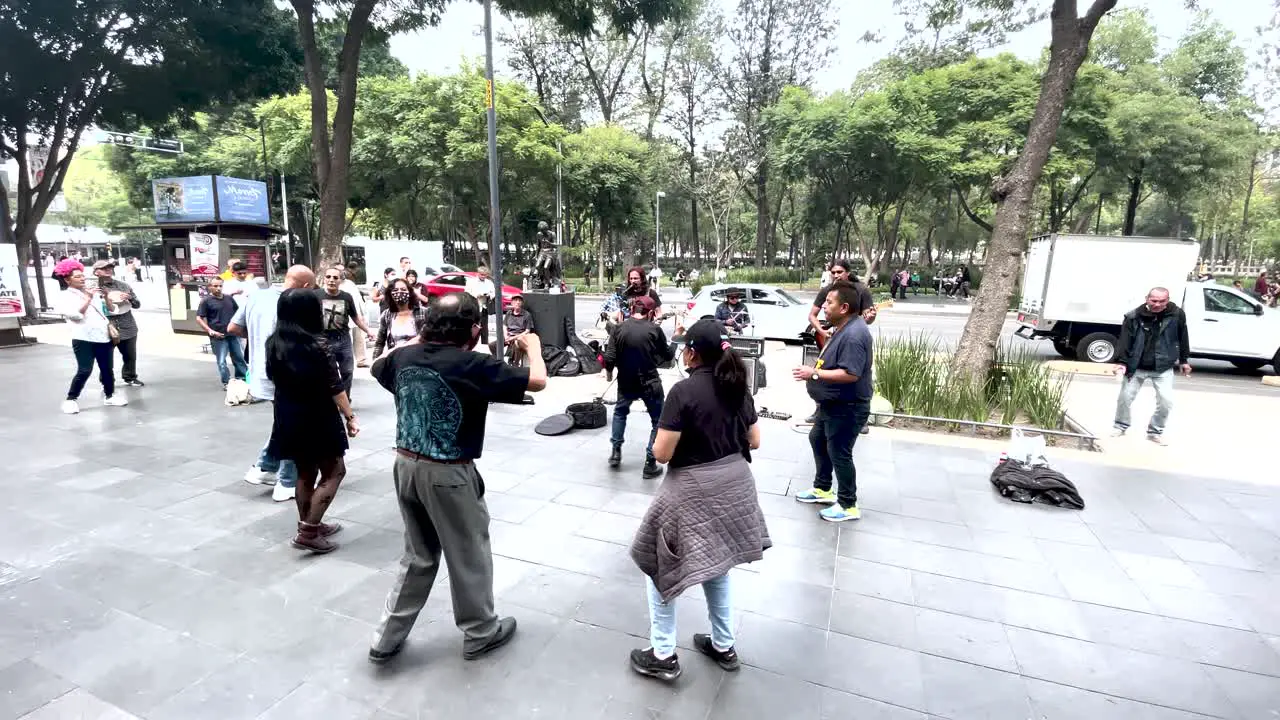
[54,260,128,413]
[92,260,144,387]
[371,266,397,313]
[265,289,359,554]
[230,265,315,502]
[368,293,547,664]
[340,263,371,368]
[466,265,496,346]
[374,278,427,357]
[196,277,247,388]
[1111,287,1191,446]
[629,319,769,681]
[794,281,874,522]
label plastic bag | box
[1004,428,1048,466]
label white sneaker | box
[243,468,278,486]
[104,395,129,407]
[1110,428,1126,438]
[272,482,296,502]
[60,400,80,414]
[1147,434,1167,447]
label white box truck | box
[1015,234,1280,370]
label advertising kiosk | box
[121,176,283,334]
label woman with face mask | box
[374,278,427,357]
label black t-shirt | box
[196,294,238,334]
[371,343,530,461]
[316,289,358,338]
[659,367,758,468]
[813,281,874,316]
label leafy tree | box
[718,0,836,267]
[292,0,690,268]
[951,0,1118,378]
[1161,12,1247,106]
[0,0,300,316]
[563,125,650,285]
[1088,7,1157,73]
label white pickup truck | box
[1015,234,1280,370]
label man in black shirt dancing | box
[604,295,674,478]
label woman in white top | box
[53,260,129,414]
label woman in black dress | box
[266,289,360,554]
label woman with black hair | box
[53,259,128,413]
[628,318,770,682]
[374,278,427,357]
[404,269,429,304]
[265,289,360,554]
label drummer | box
[714,288,751,333]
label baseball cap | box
[683,318,730,355]
[91,259,116,271]
[231,261,247,272]
[630,295,657,316]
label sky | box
[389,0,1277,96]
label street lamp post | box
[482,0,504,359]
[654,190,666,272]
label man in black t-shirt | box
[195,277,247,388]
[369,293,547,665]
[793,281,874,523]
[317,265,372,398]
[604,295,674,478]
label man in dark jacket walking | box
[604,295,674,477]
[1112,287,1191,445]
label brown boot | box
[317,521,342,537]
[292,522,337,554]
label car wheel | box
[1230,359,1266,372]
[1052,339,1077,359]
[1076,332,1117,364]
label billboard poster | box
[152,176,216,223]
[0,244,25,317]
[215,177,270,224]
[189,232,220,278]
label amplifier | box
[802,344,821,367]
[743,358,767,395]
[729,335,765,359]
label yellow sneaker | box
[795,487,837,504]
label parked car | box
[421,271,522,309]
[687,283,810,342]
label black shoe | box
[630,648,681,681]
[463,616,517,660]
[609,446,622,469]
[693,633,740,672]
[642,459,663,479]
[124,379,145,387]
[803,413,816,424]
[605,369,614,382]
[522,394,535,405]
[860,425,870,435]
[368,641,404,665]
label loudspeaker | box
[521,290,576,349]
[743,358,767,396]
[802,344,820,367]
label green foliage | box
[874,333,1070,429]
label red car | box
[420,272,523,309]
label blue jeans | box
[210,335,248,385]
[646,574,733,658]
[809,399,871,509]
[256,441,297,488]
[1114,368,1174,436]
[326,332,354,396]
[611,382,664,462]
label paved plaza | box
[2,342,1280,719]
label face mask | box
[391,290,410,303]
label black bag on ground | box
[566,399,607,429]
[989,460,1085,510]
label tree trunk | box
[753,164,769,267]
[952,0,1118,379]
[1123,162,1143,236]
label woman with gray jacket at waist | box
[628,318,770,681]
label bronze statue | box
[533,220,561,290]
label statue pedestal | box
[522,290,575,349]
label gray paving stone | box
[918,654,1031,719]
[820,631,926,711]
[14,688,139,720]
[0,659,75,720]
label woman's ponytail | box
[711,342,748,406]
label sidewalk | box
[2,343,1280,719]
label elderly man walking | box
[1112,287,1191,446]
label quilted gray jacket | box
[630,454,771,602]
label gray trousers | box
[372,454,500,654]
